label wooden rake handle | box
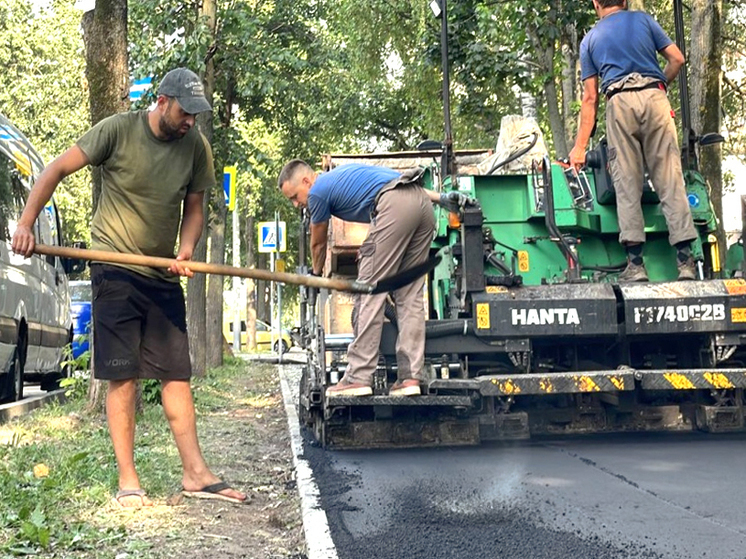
[33,244,370,293]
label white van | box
[0,113,83,402]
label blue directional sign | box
[258,221,286,253]
[129,76,152,102]
[223,166,237,210]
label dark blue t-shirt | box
[580,11,672,93]
[308,163,400,224]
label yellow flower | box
[33,463,49,478]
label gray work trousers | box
[343,174,436,386]
[606,74,697,246]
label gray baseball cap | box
[157,68,212,114]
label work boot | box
[618,261,648,282]
[325,378,372,398]
[677,256,697,281]
[389,379,421,397]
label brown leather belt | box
[606,81,666,101]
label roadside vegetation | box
[0,357,305,559]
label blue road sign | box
[129,76,152,102]
[258,221,286,253]
[223,166,236,210]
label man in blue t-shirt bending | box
[569,0,697,282]
[279,160,465,398]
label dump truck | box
[296,0,738,449]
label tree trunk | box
[81,0,128,412]
[689,0,725,264]
[187,212,208,375]
[528,24,567,158]
[245,214,257,351]
[519,90,538,120]
[201,0,224,370]
[544,75,568,158]
[81,1,128,211]
[561,24,580,144]
[207,207,226,367]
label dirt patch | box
[118,360,307,559]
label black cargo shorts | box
[91,264,192,381]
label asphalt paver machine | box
[297,0,742,449]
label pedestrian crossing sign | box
[258,221,286,253]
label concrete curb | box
[279,366,339,559]
[0,389,67,425]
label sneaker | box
[677,257,697,281]
[389,379,421,397]
[618,261,649,282]
[325,379,372,398]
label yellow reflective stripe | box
[609,376,625,390]
[539,378,555,393]
[663,373,696,389]
[703,372,734,389]
[574,376,600,392]
[498,379,521,395]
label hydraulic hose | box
[540,157,579,269]
[425,320,473,338]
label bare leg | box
[107,379,152,507]
[161,379,246,501]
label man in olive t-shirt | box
[79,108,215,279]
[12,68,246,508]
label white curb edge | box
[279,367,339,559]
[0,389,66,425]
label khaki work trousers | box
[343,178,436,386]
[606,74,697,246]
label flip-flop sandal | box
[181,481,247,504]
[113,488,152,508]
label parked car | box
[70,280,92,360]
[0,113,85,402]
[224,319,293,353]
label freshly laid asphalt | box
[281,365,746,559]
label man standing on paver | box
[278,161,467,398]
[12,68,246,508]
[569,0,698,282]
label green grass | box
[0,355,250,558]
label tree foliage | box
[0,0,744,296]
[0,0,90,246]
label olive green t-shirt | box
[76,110,215,280]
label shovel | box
[33,244,441,295]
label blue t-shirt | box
[580,11,672,93]
[308,164,400,224]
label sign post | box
[258,218,286,358]
[224,166,240,350]
[275,212,283,363]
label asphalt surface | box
[283,365,746,559]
